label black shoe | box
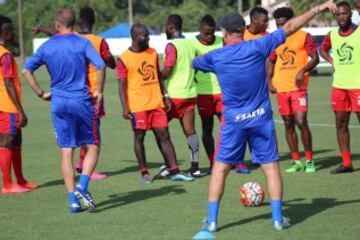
[330,165,354,174]
[251,163,260,168]
[152,165,170,181]
[190,162,201,177]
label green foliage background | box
[0,0,264,55]
[2,0,356,55]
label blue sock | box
[271,200,282,223]
[68,192,78,204]
[207,202,219,223]
[78,174,90,191]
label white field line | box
[274,119,360,129]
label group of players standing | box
[0,0,358,236]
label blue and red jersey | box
[192,28,286,128]
[24,33,105,100]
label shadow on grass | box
[315,154,360,171]
[219,197,360,231]
[37,160,187,188]
[104,161,163,177]
[97,185,186,212]
[104,159,188,177]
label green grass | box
[1,67,360,240]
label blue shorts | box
[215,120,279,165]
[51,97,100,148]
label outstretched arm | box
[31,26,56,36]
[283,0,337,37]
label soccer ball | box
[240,182,265,207]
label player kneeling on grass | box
[267,7,318,173]
[23,9,106,213]
[0,15,37,194]
[191,1,337,239]
[116,23,194,183]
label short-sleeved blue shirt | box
[24,33,105,100]
[193,28,286,128]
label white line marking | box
[274,119,360,129]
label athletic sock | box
[208,153,214,166]
[0,148,13,189]
[78,174,90,191]
[187,133,199,163]
[271,200,283,223]
[342,151,352,167]
[169,165,180,175]
[139,167,149,176]
[68,191,78,204]
[191,162,199,171]
[305,151,313,161]
[207,201,219,223]
[236,163,246,169]
[12,148,27,185]
[291,152,301,161]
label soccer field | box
[1,67,360,240]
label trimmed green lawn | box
[0,67,359,240]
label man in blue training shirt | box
[191,1,337,238]
[22,8,106,213]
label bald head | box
[130,23,149,39]
[56,8,76,28]
[130,23,150,51]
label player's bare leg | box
[261,162,283,200]
[331,111,353,174]
[200,115,215,168]
[61,148,82,212]
[76,145,107,180]
[133,130,151,183]
[261,161,290,229]
[153,127,194,181]
[180,108,200,176]
[199,160,232,233]
[208,161,231,202]
[61,148,76,192]
[283,115,304,172]
[192,161,228,239]
[294,111,315,172]
[294,111,312,151]
[153,127,178,169]
[81,144,100,176]
[283,115,299,154]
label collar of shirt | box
[174,32,185,39]
[339,23,358,36]
[225,39,243,46]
